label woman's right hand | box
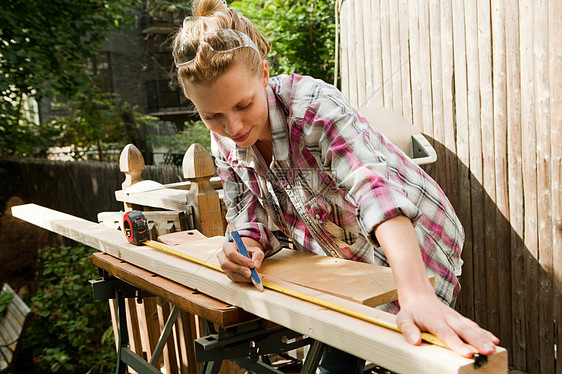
[216,237,265,283]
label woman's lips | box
[231,129,251,143]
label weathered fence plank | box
[491,0,512,355]
[519,1,541,371]
[549,2,562,373]
[534,1,554,373]
[450,0,474,322]
[0,158,182,222]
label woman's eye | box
[204,113,221,120]
[237,102,252,111]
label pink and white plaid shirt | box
[212,74,464,310]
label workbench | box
[90,250,318,374]
[12,118,508,373]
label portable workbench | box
[11,107,508,373]
[90,250,320,374]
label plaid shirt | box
[212,74,464,310]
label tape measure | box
[123,210,150,245]
[123,211,452,351]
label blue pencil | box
[227,223,264,292]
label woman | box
[172,1,499,372]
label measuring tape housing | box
[123,210,150,245]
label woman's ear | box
[262,60,269,87]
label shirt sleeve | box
[293,80,422,245]
[211,134,282,256]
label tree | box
[230,0,336,85]
[0,0,140,156]
[48,90,157,161]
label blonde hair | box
[172,0,270,97]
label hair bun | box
[192,0,228,17]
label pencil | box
[227,223,264,292]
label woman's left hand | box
[396,293,500,357]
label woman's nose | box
[224,114,243,136]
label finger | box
[224,269,253,283]
[396,311,422,345]
[431,322,475,357]
[249,248,265,268]
[446,317,498,355]
[217,250,253,281]
[223,243,256,268]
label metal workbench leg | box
[113,285,162,374]
[300,340,325,374]
[149,305,180,366]
[199,319,223,374]
[115,286,129,374]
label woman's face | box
[186,60,271,146]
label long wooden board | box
[157,231,405,307]
[11,204,507,373]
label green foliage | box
[0,0,141,157]
[231,0,336,84]
[46,90,158,161]
[0,0,138,99]
[20,245,116,373]
[151,120,212,154]
[0,291,14,316]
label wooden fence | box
[338,0,560,372]
[0,158,183,222]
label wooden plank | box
[362,0,375,109]
[353,0,366,107]
[158,234,404,308]
[451,0,473,321]
[408,0,423,132]
[389,0,402,113]
[491,0,513,354]
[342,1,357,106]
[398,0,413,122]
[439,0,457,206]
[141,297,164,365]
[549,2,562,373]
[115,188,188,212]
[125,298,145,360]
[418,0,433,139]
[477,0,499,339]
[505,0,525,369]
[380,0,393,109]
[519,1,540,371]
[339,0,350,102]
[464,0,487,330]
[261,250,414,307]
[428,0,445,186]
[156,299,178,374]
[183,144,224,237]
[176,310,198,374]
[370,0,384,107]
[12,203,508,374]
[534,0,554,372]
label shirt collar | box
[266,84,290,161]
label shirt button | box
[285,184,292,190]
[315,214,321,220]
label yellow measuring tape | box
[144,239,448,349]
